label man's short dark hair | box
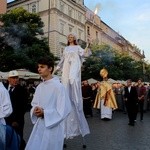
[127,79,132,82]
[38,57,54,73]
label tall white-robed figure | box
[57,33,90,139]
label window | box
[78,29,82,39]
[87,26,90,35]
[60,2,64,12]
[60,23,64,34]
[78,0,82,4]
[78,12,82,21]
[90,14,94,21]
[96,31,98,39]
[68,6,73,17]
[31,3,37,13]
[69,27,73,33]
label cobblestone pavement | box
[24,110,150,150]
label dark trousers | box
[83,98,93,117]
[125,103,137,124]
[136,101,144,120]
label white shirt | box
[128,86,131,93]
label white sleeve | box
[78,45,84,56]
[0,89,12,118]
[44,85,71,128]
[56,48,66,70]
[30,86,40,124]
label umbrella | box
[108,78,117,84]
[0,71,8,79]
[16,69,40,79]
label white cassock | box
[100,99,112,119]
[25,77,71,150]
[0,82,12,125]
[57,45,90,139]
[0,82,12,149]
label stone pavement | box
[24,110,150,150]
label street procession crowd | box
[0,33,150,150]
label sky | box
[84,0,150,62]
[7,0,150,62]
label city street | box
[24,110,150,150]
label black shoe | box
[102,118,111,121]
[63,144,67,148]
[128,123,134,126]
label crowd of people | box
[82,77,150,126]
[1,32,150,150]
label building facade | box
[85,7,144,61]
[0,0,7,14]
[7,0,144,61]
[7,0,85,57]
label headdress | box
[100,68,108,78]
[67,33,77,40]
[67,32,78,45]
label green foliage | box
[82,43,149,81]
[0,7,54,72]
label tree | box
[0,7,54,72]
[82,43,150,81]
[145,63,150,80]
[82,44,115,80]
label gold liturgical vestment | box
[93,81,118,110]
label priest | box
[94,68,118,120]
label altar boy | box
[25,57,71,150]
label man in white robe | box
[0,82,13,149]
[25,57,71,150]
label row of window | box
[25,1,84,26]
[59,1,84,22]
[87,26,99,39]
[27,2,38,13]
[59,21,83,39]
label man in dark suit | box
[124,79,138,126]
[3,70,28,150]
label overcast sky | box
[7,0,150,62]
